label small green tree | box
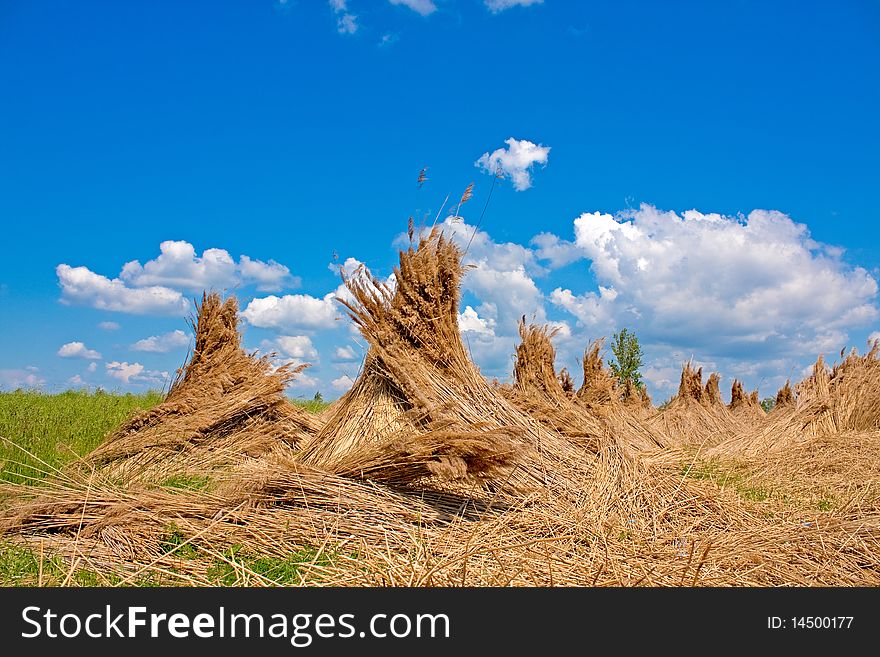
[760,397,775,413]
[608,328,644,389]
[313,391,324,404]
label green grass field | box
[0,389,332,585]
[0,389,165,485]
[0,390,330,485]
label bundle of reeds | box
[709,345,880,458]
[501,319,606,446]
[297,227,587,494]
[774,380,795,412]
[87,293,320,479]
[576,340,618,409]
[503,320,667,456]
[728,379,766,424]
[621,378,653,417]
[648,362,738,447]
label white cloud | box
[389,0,437,16]
[434,217,547,333]
[120,241,236,290]
[869,331,880,346]
[459,306,496,335]
[549,204,878,361]
[531,233,582,269]
[86,362,97,373]
[57,341,102,360]
[461,329,518,379]
[58,242,298,316]
[68,375,86,386]
[245,258,391,335]
[475,137,550,191]
[485,0,543,12]
[274,335,319,362]
[106,361,144,384]
[378,33,399,47]
[331,374,355,392]
[0,369,45,389]
[287,372,320,390]
[329,0,358,34]
[98,321,120,331]
[105,361,168,387]
[334,345,359,361]
[337,13,358,34]
[239,256,300,292]
[57,264,189,316]
[242,289,342,331]
[131,330,191,353]
[120,240,297,293]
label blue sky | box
[1,0,878,400]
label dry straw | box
[3,228,880,587]
[87,293,319,481]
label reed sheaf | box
[2,224,879,587]
[86,293,320,480]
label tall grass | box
[0,390,331,485]
[0,390,164,484]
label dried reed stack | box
[576,340,618,409]
[709,345,880,457]
[88,293,319,477]
[503,320,606,446]
[648,362,738,447]
[298,227,586,492]
[704,373,723,406]
[576,337,667,452]
[577,339,654,416]
[788,346,880,437]
[504,321,667,454]
[774,380,795,411]
[512,319,567,399]
[728,379,766,424]
[621,378,653,416]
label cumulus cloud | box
[245,257,393,333]
[120,240,297,293]
[58,242,298,316]
[131,330,191,353]
[436,217,546,333]
[334,345,360,361]
[105,361,144,384]
[331,374,355,392]
[98,321,120,331]
[485,0,543,12]
[459,306,496,335]
[287,372,320,390]
[57,264,189,316]
[549,204,878,361]
[238,255,299,292]
[869,331,880,346]
[531,233,582,269]
[475,137,550,191]
[274,335,319,362]
[57,341,102,360]
[86,362,98,373]
[242,289,343,331]
[337,13,358,34]
[0,369,45,389]
[105,361,168,386]
[389,0,437,16]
